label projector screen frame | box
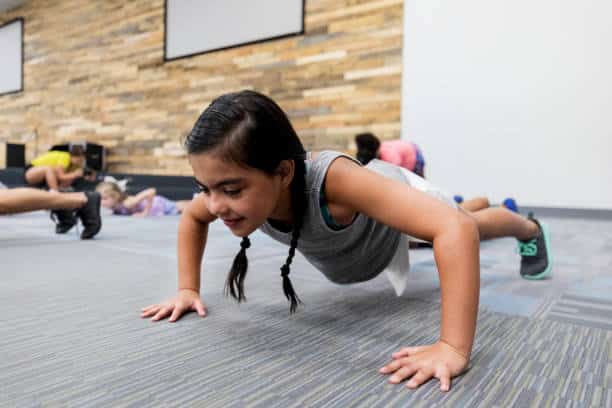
[163,0,305,62]
[0,17,24,96]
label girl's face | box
[100,191,120,209]
[189,152,291,237]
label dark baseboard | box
[0,168,195,201]
[522,206,612,220]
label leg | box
[24,166,59,190]
[469,207,538,241]
[460,197,490,212]
[397,167,539,242]
[0,188,86,215]
[471,206,552,279]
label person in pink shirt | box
[355,133,425,177]
[354,132,518,214]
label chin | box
[229,224,258,238]
[228,228,244,237]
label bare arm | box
[56,167,83,184]
[176,194,215,292]
[124,188,156,215]
[325,158,480,390]
[141,194,217,322]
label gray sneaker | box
[518,214,552,280]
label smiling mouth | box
[222,217,244,227]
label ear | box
[276,160,295,188]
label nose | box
[207,192,229,217]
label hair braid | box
[225,236,251,302]
[280,159,306,313]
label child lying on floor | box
[96,181,189,216]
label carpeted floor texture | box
[1,211,611,407]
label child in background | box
[356,133,519,215]
[141,90,552,392]
[24,145,94,190]
[96,181,189,216]
[355,132,426,177]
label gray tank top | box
[258,151,407,284]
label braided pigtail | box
[225,236,251,302]
[279,159,306,313]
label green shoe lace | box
[518,239,538,256]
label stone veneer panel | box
[0,0,402,174]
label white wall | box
[402,0,612,209]
[0,18,22,95]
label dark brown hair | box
[354,132,381,165]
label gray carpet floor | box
[1,211,611,407]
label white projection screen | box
[165,0,304,60]
[0,18,23,95]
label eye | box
[224,189,242,197]
[194,183,210,195]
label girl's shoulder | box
[306,150,361,186]
[308,150,361,167]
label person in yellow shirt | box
[24,145,91,190]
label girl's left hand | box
[379,341,469,391]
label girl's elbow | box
[433,212,479,248]
[457,212,480,243]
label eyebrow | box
[194,178,243,189]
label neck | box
[269,184,293,224]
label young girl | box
[96,181,189,216]
[141,90,552,392]
[24,145,92,190]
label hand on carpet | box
[140,289,207,322]
[379,341,468,391]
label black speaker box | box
[6,143,26,168]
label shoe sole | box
[521,221,553,280]
[56,223,76,234]
[81,225,101,240]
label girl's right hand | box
[140,289,207,322]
